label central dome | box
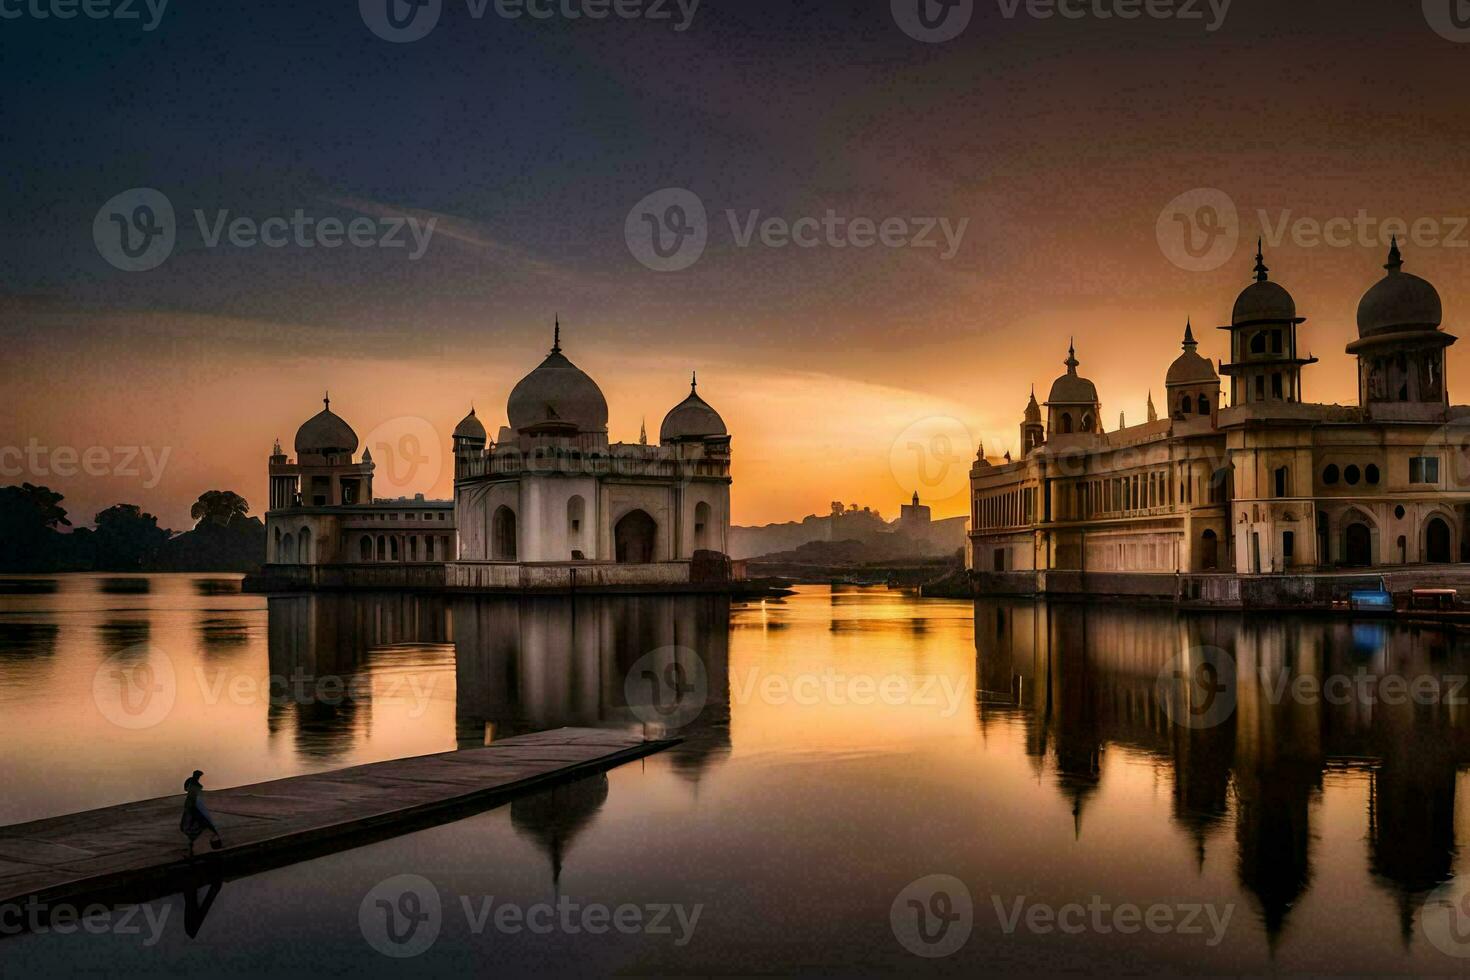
[1357,240,1442,338]
[1047,342,1099,404]
[506,328,609,433]
[295,395,358,455]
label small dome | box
[1023,389,1042,423]
[506,325,609,433]
[661,374,727,441]
[1047,342,1099,404]
[1232,246,1297,326]
[1166,321,1219,385]
[454,408,487,441]
[294,395,358,455]
[1357,240,1442,338]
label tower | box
[1020,386,1045,456]
[1044,341,1102,437]
[1165,320,1222,424]
[1347,239,1455,421]
[1219,243,1317,406]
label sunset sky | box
[4,1,1470,529]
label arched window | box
[1060,413,1073,434]
[567,495,585,539]
[1201,529,1218,571]
[493,506,518,561]
[1081,414,1094,432]
[273,527,282,561]
[694,501,712,552]
[1179,396,1191,416]
[377,535,386,561]
[281,532,295,564]
[359,536,373,562]
[390,536,399,561]
[1197,394,1209,416]
[1250,332,1267,354]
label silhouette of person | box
[180,770,223,856]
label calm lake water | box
[2,574,1469,974]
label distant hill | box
[731,501,967,561]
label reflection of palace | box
[972,244,1470,596]
[260,324,733,591]
[975,599,1470,943]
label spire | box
[1119,410,1126,430]
[690,370,698,393]
[1064,339,1079,375]
[323,390,330,410]
[1182,318,1197,350]
[1253,239,1269,282]
[272,437,282,456]
[1385,235,1403,274]
[552,315,562,354]
[912,491,919,507]
[1147,390,1157,423]
[639,417,648,445]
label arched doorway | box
[615,510,657,564]
[1201,529,1218,571]
[693,501,711,552]
[493,506,518,561]
[1344,522,1372,567]
[298,527,312,565]
[1426,517,1452,563]
[359,536,373,562]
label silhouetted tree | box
[91,504,171,571]
[190,490,250,528]
[0,484,71,570]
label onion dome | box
[454,407,487,441]
[660,372,727,441]
[1232,243,1299,326]
[1047,340,1100,404]
[1023,387,1042,423]
[1356,238,1443,338]
[294,393,358,455]
[1166,320,1219,385]
[506,320,609,433]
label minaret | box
[1147,391,1157,423]
[1020,385,1045,455]
[1219,242,1316,407]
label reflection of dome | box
[506,324,609,433]
[294,395,358,455]
[1233,246,1298,326]
[1167,321,1219,385]
[453,407,486,441]
[1357,240,1443,338]
[1047,342,1099,404]
[660,373,727,441]
[510,774,609,886]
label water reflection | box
[976,599,1470,946]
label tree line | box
[0,485,266,573]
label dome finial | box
[1065,338,1079,375]
[552,315,562,354]
[324,390,330,410]
[1385,236,1404,274]
[691,370,698,392]
[1183,318,1197,349]
[1253,239,1269,283]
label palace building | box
[262,324,733,591]
[970,241,1470,599]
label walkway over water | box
[0,728,675,913]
